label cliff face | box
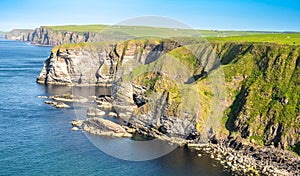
[220,43,300,154]
[5,29,34,41]
[37,39,181,85]
[5,27,113,46]
[37,40,300,154]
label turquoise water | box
[0,39,228,176]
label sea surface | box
[0,38,228,176]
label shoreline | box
[70,118,300,176]
[186,138,300,175]
[133,122,300,175]
[43,89,300,176]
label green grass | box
[51,42,88,53]
[208,33,300,45]
[42,24,300,46]
[43,24,267,38]
[43,25,108,33]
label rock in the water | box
[50,94,88,103]
[71,119,83,127]
[97,102,113,109]
[44,100,57,105]
[72,127,79,131]
[87,107,105,116]
[37,95,48,99]
[82,117,132,138]
[55,102,70,108]
[108,112,118,117]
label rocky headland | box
[5,26,115,46]
[36,37,300,175]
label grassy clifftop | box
[208,33,300,45]
[43,25,108,33]
[42,24,267,37]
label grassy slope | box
[169,42,299,154]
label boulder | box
[97,102,113,109]
[71,119,83,127]
[87,107,105,116]
[51,94,88,103]
[82,117,132,138]
[108,112,118,117]
[44,100,57,105]
[55,102,70,108]
[72,127,79,131]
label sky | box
[0,0,300,31]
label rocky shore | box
[188,138,300,176]
[63,91,300,176]
[40,90,300,175]
[40,81,300,176]
[71,116,300,176]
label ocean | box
[0,38,228,176]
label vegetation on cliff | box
[36,33,300,155]
[126,40,300,155]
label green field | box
[208,33,300,45]
[43,24,266,37]
[44,25,108,33]
[42,24,300,45]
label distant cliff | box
[36,39,300,155]
[5,29,34,41]
[5,26,119,46]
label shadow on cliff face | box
[225,85,249,134]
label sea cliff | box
[37,38,300,174]
[37,39,300,153]
[5,26,108,46]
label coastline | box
[8,36,300,176]
[71,117,299,175]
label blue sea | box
[0,38,228,176]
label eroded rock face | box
[36,40,177,86]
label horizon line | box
[1,23,300,33]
